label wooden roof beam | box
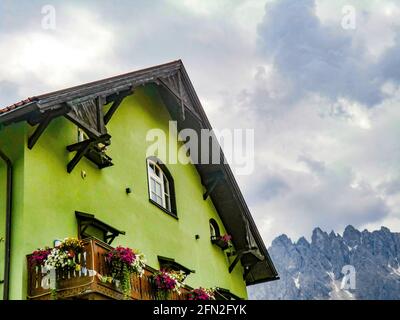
[64,111,102,139]
[228,249,256,274]
[28,106,70,149]
[66,134,111,173]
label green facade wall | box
[0,86,247,299]
[0,123,26,300]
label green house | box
[0,60,278,300]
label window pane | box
[156,195,163,206]
[150,178,156,192]
[151,192,158,202]
[210,223,216,237]
[155,166,160,177]
[155,181,162,196]
[163,174,170,195]
[149,162,155,173]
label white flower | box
[44,248,70,270]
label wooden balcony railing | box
[27,238,191,300]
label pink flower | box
[30,248,51,267]
[107,246,137,265]
[189,288,215,300]
[153,270,178,291]
[220,234,232,244]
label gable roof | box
[0,60,278,285]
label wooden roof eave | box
[0,101,39,126]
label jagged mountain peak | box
[343,225,361,246]
[329,230,340,240]
[380,226,391,233]
[296,236,310,247]
[272,234,293,248]
[249,226,400,300]
[311,227,329,247]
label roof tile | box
[0,97,37,114]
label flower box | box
[211,236,230,250]
[26,238,191,300]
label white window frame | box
[147,159,172,211]
[210,223,217,238]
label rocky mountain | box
[248,226,400,300]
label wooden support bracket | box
[96,96,106,134]
[229,250,246,274]
[104,88,134,125]
[67,140,92,173]
[66,134,111,173]
[28,106,70,149]
[229,249,261,274]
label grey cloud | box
[297,155,326,175]
[379,31,400,83]
[256,0,389,107]
[378,178,400,196]
[246,174,291,204]
[251,163,390,244]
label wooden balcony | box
[27,238,191,300]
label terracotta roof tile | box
[0,97,38,114]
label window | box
[158,256,194,280]
[147,157,177,217]
[209,219,220,239]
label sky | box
[1,0,400,245]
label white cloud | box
[0,6,117,105]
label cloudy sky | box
[1,0,400,245]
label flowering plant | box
[58,238,84,258]
[153,269,185,299]
[106,246,146,297]
[44,248,80,272]
[211,233,232,250]
[29,248,51,267]
[188,287,215,300]
[29,238,83,272]
[106,246,146,276]
[219,234,232,244]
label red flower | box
[220,234,232,243]
[67,250,75,258]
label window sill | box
[149,199,178,220]
[211,237,229,250]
